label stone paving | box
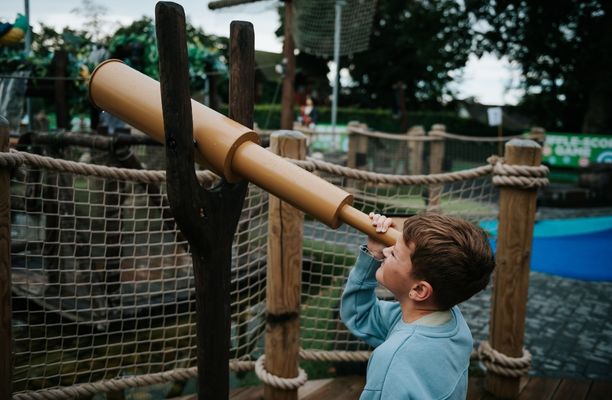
[461,271,612,380]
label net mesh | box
[344,129,507,175]
[292,0,377,57]
[10,161,269,392]
[7,139,498,394]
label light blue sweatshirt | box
[340,246,473,400]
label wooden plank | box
[298,379,334,398]
[485,139,542,398]
[517,376,560,400]
[280,0,295,129]
[467,376,485,400]
[301,375,365,400]
[586,380,612,400]
[0,115,13,400]
[53,50,70,129]
[551,378,591,400]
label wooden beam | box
[485,138,542,398]
[156,3,250,399]
[0,115,13,400]
[265,131,306,400]
[280,1,296,130]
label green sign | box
[542,133,612,168]
[308,124,349,153]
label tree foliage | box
[0,2,229,118]
[467,0,612,134]
[344,0,474,110]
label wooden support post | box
[527,126,546,147]
[265,131,306,400]
[427,124,446,211]
[485,139,542,399]
[0,115,12,400]
[406,125,425,175]
[347,122,368,169]
[280,0,296,130]
[155,4,251,399]
[52,50,70,130]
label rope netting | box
[1,138,540,397]
[292,0,377,57]
[345,124,537,174]
[8,152,268,395]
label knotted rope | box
[477,341,532,378]
[488,155,549,189]
[254,355,308,390]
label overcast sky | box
[4,0,522,105]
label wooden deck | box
[172,375,612,399]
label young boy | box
[340,212,495,400]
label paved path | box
[461,272,612,380]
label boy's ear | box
[411,281,433,302]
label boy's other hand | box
[367,212,394,260]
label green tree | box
[467,0,612,134]
[345,1,474,111]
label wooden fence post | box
[427,124,446,211]
[406,125,425,175]
[347,122,368,169]
[265,131,306,400]
[0,115,12,399]
[485,139,542,398]
[527,126,546,147]
[52,50,70,130]
[280,1,296,130]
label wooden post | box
[347,122,368,169]
[155,4,250,399]
[485,139,542,399]
[527,127,546,147]
[427,124,446,211]
[406,125,425,175]
[265,131,306,400]
[280,0,296,130]
[52,50,70,130]
[0,115,12,400]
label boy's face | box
[375,238,416,298]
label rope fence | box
[1,137,548,398]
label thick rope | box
[348,125,440,141]
[477,341,532,378]
[1,149,548,189]
[254,355,308,390]
[292,158,494,185]
[349,125,531,143]
[0,149,219,185]
[12,367,198,400]
[300,349,371,362]
[488,156,550,189]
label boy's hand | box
[367,212,394,260]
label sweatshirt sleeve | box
[340,245,400,347]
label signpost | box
[488,107,503,154]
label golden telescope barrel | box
[88,60,400,245]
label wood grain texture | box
[0,115,12,400]
[280,0,295,130]
[155,4,251,399]
[427,124,446,211]
[265,131,306,400]
[551,379,591,400]
[485,139,542,398]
